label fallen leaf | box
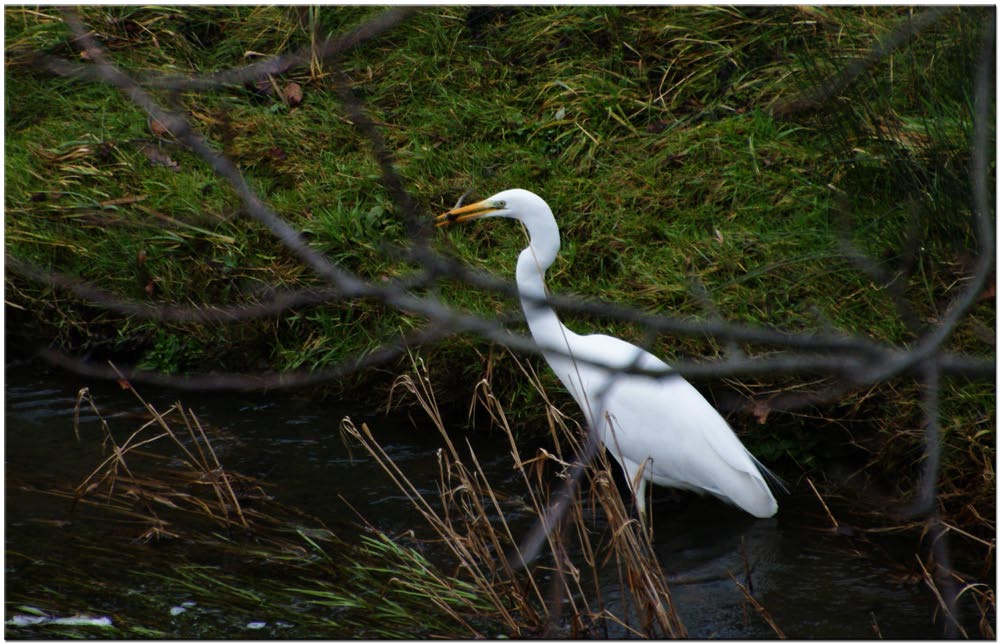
[245,78,274,100]
[136,249,147,267]
[646,119,668,134]
[284,81,303,107]
[144,279,156,296]
[137,143,180,171]
[100,195,148,208]
[149,117,172,138]
[751,400,771,424]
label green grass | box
[5,6,994,532]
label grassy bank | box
[5,7,994,542]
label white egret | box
[436,189,778,518]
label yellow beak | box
[435,199,500,227]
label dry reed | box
[342,353,688,637]
[69,368,279,542]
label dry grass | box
[343,353,688,637]
[71,372,261,540]
[12,358,991,637]
[42,361,691,637]
[20,373,492,637]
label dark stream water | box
[5,359,987,638]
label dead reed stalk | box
[71,370,263,540]
[342,354,687,637]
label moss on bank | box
[5,7,994,537]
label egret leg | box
[635,476,648,515]
[615,456,648,514]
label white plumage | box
[437,188,777,518]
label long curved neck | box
[516,228,572,354]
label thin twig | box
[773,7,953,116]
[729,572,787,638]
[807,477,840,530]
[41,8,419,91]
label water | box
[5,359,989,638]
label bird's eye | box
[496,201,506,208]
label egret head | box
[435,189,560,258]
[436,189,553,228]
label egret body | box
[437,189,777,518]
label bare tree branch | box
[7,255,356,323]
[37,319,455,392]
[773,7,954,117]
[38,8,419,91]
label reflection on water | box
[4,360,980,638]
[640,499,935,638]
